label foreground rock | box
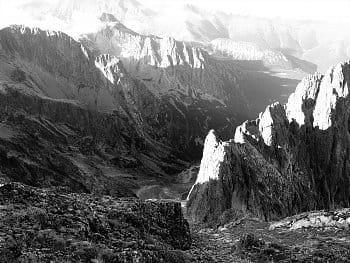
[270,209,350,230]
[190,210,350,262]
[0,183,191,263]
[187,61,350,224]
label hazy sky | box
[144,0,350,22]
[1,0,349,22]
[0,0,349,33]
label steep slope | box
[79,14,257,147]
[80,14,313,134]
[187,61,350,224]
[0,24,248,196]
[81,14,250,115]
[0,25,199,194]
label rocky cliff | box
[187,61,350,224]
[81,13,250,116]
[0,25,194,194]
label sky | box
[1,0,350,22]
[143,0,350,22]
[0,0,349,37]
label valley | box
[1,0,350,262]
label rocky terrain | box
[0,182,192,263]
[0,24,236,195]
[187,61,350,225]
[4,182,350,263]
[0,20,310,196]
[190,210,350,262]
[1,1,350,262]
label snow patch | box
[80,44,89,60]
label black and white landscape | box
[1,0,350,262]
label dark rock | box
[238,233,264,250]
[100,13,119,23]
[0,182,191,262]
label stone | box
[187,61,350,224]
[0,182,191,263]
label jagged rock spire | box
[187,61,350,224]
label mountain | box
[0,25,180,193]
[80,14,318,145]
[0,23,247,195]
[0,14,317,195]
[3,0,350,72]
[303,40,350,72]
[51,0,155,22]
[187,61,350,224]
[80,14,250,116]
[210,38,293,69]
[209,38,316,72]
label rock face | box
[0,183,191,262]
[0,25,189,194]
[187,61,350,224]
[0,22,311,197]
[81,14,250,119]
[0,24,238,194]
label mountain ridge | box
[187,61,350,224]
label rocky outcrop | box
[270,208,350,231]
[81,14,250,117]
[0,182,191,262]
[187,61,350,224]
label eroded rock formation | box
[187,61,350,224]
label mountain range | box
[3,0,350,72]
[1,1,350,262]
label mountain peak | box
[188,130,226,188]
[187,60,350,224]
[99,13,120,23]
